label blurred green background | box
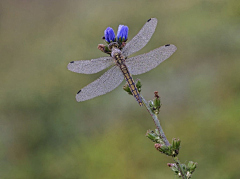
[1,0,240,178]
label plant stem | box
[141,95,170,146]
[173,157,187,179]
[141,95,186,179]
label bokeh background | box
[1,0,240,178]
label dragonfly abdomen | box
[120,64,143,106]
[112,47,142,106]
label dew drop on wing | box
[165,44,170,47]
[77,90,81,94]
[70,61,74,63]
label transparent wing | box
[75,66,124,102]
[68,56,114,74]
[122,18,158,57]
[126,44,177,75]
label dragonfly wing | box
[126,44,177,75]
[122,18,158,57]
[68,56,114,74]
[76,66,124,102]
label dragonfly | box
[68,18,177,106]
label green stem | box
[141,95,170,146]
[141,95,187,179]
[173,157,187,179]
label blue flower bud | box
[104,27,115,43]
[117,25,129,41]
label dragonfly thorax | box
[111,47,125,66]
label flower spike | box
[104,27,115,43]
[117,25,129,42]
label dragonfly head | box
[108,42,120,50]
[97,42,121,56]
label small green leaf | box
[123,83,132,95]
[135,79,142,93]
